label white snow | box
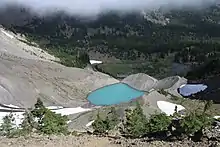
[86,120,95,127]
[0,106,20,111]
[157,101,185,116]
[67,120,72,124]
[46,106,64,109]
[0,112,24,127]
[90,60,102,65]
[1,30,14,39]
[0,105,92,127]
[179,84,186,88]
[3,104,20,108]
[214,116,220,119]
[51,107,92,116]
[149,89,155,92]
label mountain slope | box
[0,27,118,108]
[1,3,220,78]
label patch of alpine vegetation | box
[91,101,220,142]
[0,98,69,137]
[0,98,219,146]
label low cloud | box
[0,0,217,16]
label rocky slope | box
[0,27,118,108]
[122,73,158,91]
[122,73,187,97]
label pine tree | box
[92,111,108,134]
[20,111,35,136]
[106,107,119,130]
[123,102,148,138]
[0,113,16,137]
[31,98,47,127]
[148,113,172,133]
[39,109,69,135]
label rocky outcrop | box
[142,91,168,108]
[122,74,187,97]
[122,73,158,91]
[155,76,187,97]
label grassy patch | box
[97,55,174,79]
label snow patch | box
[3,104,20,108]
[0,106,21,111]
[1,30,14,39]
[67,120,72,124]
[86,120,95,127]
[214,116,220,119]
[46,106,64,109]
[0,105,92,127]
[0,112,24,127]
[51,107,92,116]
[149,89,155,92]
[179,84,186,88]
[90,60,102,65]
[157,101,185,116]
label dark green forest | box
[2,4,220,79]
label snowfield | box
[157,101,185,116]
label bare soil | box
[0,135,219,147]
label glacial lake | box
[178,84,207,96]
[87,83,145,106]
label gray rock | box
[122,73,158,91]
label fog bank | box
[0,0,217,16]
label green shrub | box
[0,113,17,137]
[92,107,120,134]
[0,99,69,137]
[31,98,46,121]
[106,107,120,130]
[121,101,214,139]
[92,112,108,134]
[39,109,69,135]
[122,102,148,138]
[148,113,172,134]
[179,112,213,136]
[20,111,37,136]
[122,104,172,138]
[30,98,69,135]
[203,100,213,114]
[178,100,214,138]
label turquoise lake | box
[87,83,145,106]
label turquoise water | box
[87,83,145,106]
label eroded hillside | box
[0,27,118,108]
